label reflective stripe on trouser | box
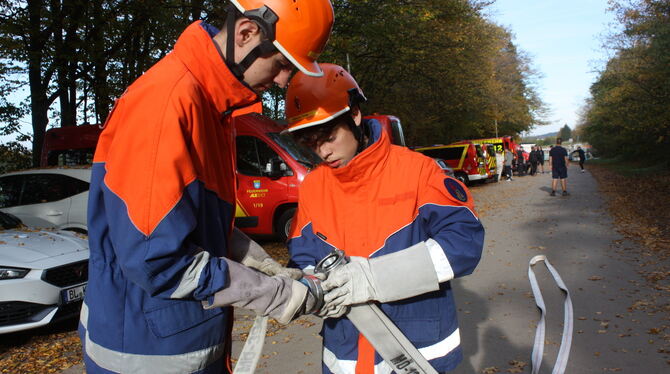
[322,328,460,374]
[80,302,226,374]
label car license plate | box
[61,284,86,304]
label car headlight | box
[0,267,30,280]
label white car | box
[0,168,91,232]
[0,211,89,334]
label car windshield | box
[268,132,322,169]
[0,211,21,230]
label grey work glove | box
[316,303,349,319]
[304,272,348,318]
[320,242,440,308]
[230,227,303,280]
[203,258,314,324]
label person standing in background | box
[549,138,570,196]
[529,146,538,176]
[577,146,586,173]
[504,145,514,181]
[496,147,504,182]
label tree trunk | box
[52,0,73,127]
[27,0,49,167]
[90,0,110,123]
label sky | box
[485,0,619,136]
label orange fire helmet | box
[285,63,367,132]
[230,0,334,77]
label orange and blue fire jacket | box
[288,119,485,374]
[79,21,258,374]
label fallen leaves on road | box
[590,165,670,350]
[506,360,527,373]
[0,320,82,374]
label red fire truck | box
[40,123,102,167]
[413,141,488,185]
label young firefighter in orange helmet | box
[80,1,334,373]
[285,63,485,373]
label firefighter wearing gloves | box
[79,1,334,373]
[285,63,485,373]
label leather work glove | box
[230,228,303,280]
[203,258,314,324]
[320,242,440,308]
[316,303,348,319]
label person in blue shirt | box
[549,138,569,196]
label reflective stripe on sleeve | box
[80,302,225,374]
[171,250,210,298]
[425,238,454,282]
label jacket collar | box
[173,21,258,115]
[328,119,390,186]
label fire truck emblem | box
[253,180,261,189]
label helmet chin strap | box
[346,91,369,154]
[349,116,369,155]
[225,5,279,81]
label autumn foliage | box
[582,0,670,165]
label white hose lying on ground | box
[528,255,574,374]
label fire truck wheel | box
[276,207,296,242]
[455,172,469,186]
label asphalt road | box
[450,166,668,373]
[63,164,670,373]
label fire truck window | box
[237,136,286,177]
[475,145,484,158]
[0,175,23,208]
[48,149,96,166]
[256,140,283,174]
[420,146,465,161]
[237,136,263,176]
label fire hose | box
[528,255,573,374]
[309,249,438,374]
[233,249,437,374]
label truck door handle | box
[46,211,64,216]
